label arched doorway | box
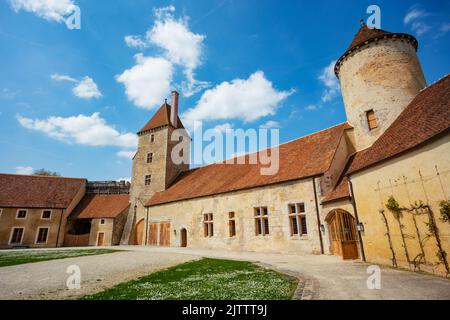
[134,219,144,245]
[326,209,359,260]
[180,228,187,247]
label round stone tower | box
[335,22,427,151]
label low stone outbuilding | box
[67,194,130,246]
[0,174,86,249]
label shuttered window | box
[366,110,378,130]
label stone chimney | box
[170,90,179,127]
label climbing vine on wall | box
[379,209,398,268]
[386,196,412,268]
[440,200,450,224]
[384,196,450,276]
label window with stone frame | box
[10,227,24,244]
[150,134,155,143]
[366,110,378,130]
[41,210,52,219]
[288,203,307,236]
[228,212,236,237]
[147,153,153,163]
[36,227,49,244]
[254,207,269,236]
[145,175,152,186]
[16,209,27,219]
[203,213,214,237]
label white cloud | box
[123,6,209,98]
[51,74,102,99]
[124,35,148,50]
[440,22,450,33]
[305,104,318,111]
[51,74,76,82]
[116,54,173,110]
[403,6,430,25]
[72,77,102,99]
[17,113,137,148]
[182,71,293,128]
[116,177,131,183]
[260,121,280,129]
[318,60,339,103]
[403,6,431,36]
[117,150,135,159]
[212,123,233,133]
[15,166,34,175]
[9,0,77,23]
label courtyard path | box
[0,246,449,299]
[0,249,198,300]
[119,246,450,300]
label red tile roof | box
[0,174,86,209]
[321,176,351,203]
[138,103,184,134]
[348,75,450,175]
[71,194,130,219]
[147,123,348,206]
[335,24,417,77]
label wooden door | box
[180,228,187,247]
[326,210,358,260]
[148,223,158,246]
[97,232,105,246]
[159,222,170,247]
[135,219,144,245]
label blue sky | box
[0,0,449,181]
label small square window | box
[16,210,27,219]
[36,227,49,244]
[42,210,52,219]
[100,219,106,225]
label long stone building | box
[0,23,449,277]
[120,23,450,276]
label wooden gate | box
[180,228,187,247]
[159,222,171,247]
[148,223,158,246]
[326,209,359,260]
[135,219,144,245]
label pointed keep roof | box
[138,102,184,134]
[335,23,418,77]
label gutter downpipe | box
[312,177,325,254]
[348,177,366,262]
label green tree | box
[33,169,61,177]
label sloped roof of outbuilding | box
[0,174,86,209]
[147,123,350,206]
[71,194,130,219]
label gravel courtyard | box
[0,246,449,300]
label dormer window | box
[366,110,378,130]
